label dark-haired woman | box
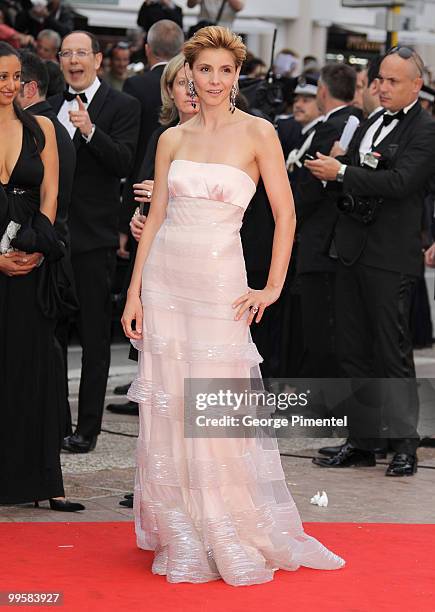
[0,42,83,511]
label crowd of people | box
[0,3,434,525]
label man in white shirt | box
[187,0,244,28]
[49,30,141,453]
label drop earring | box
[188,80,197,109]
[229,83,237,114]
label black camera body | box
[337,193,383,225]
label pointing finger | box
[76,95,86,110]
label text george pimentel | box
[195,415,348,429]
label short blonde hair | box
[183,26,247,69]
[159,53,187,126]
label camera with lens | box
[337,193,383,225]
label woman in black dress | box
[0,42,83,511]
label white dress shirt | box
[359,100,418,163]
[285,116,324,170]
[57,77,101,140]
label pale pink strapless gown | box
[128,159,345,585]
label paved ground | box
[1,341,434,525]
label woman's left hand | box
[232,286,281,325]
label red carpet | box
[2,522,434,612]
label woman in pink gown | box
[122,26,345,586]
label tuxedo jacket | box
[296,106,360,274]
[335,102,435,277]
[28,100,76,246]
[48,81,140,254]
[276,115,302,159]
[121,65,166,232]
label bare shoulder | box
[157,125,182,155]
[34,114,55,137]
[248,115,276,139]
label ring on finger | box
[250,305,259,314]
[146,191,151,198]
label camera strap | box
[216,0,228,24]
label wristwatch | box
[336,163,347,183]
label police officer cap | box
[294,75,318,97]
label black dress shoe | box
[124,493,133,499]
[313,445,376,468]
[34,499,85,512]
[106,401,139,416]
[62,432,97,453]
[318,442,387,459]
[419,437,435,448]
[318,442,349,456]
[113,382,132,396]
[385,453,417,477]
[119,497,133,508]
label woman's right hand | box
[130,208,146,242]
[121,292,143,340]
[0,252,37,277]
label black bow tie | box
[63,90,88,103]
[382,109,405,126]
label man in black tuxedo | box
[17,50,77,438]
[277,75,322,163]
[18,50,75,253]
[276,114,302,162]
[276,76,323,377]
[49,30,141,453]
[306,47,435,476]
[295,63,358,379]
[120,19,184,238]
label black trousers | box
[68,247,117,438]
[335,261,420,454]
[299,271,339,378]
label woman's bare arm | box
[127,129,175,297]
[255,118,296,293]
[36,115,58,224]
[122,128,176,339]
[233,118,296,324]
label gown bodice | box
[0,126,43,249]
[167,160,256,228]
[142,160,257,309]
[4,126,44,192]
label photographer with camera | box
[306,47,435,476]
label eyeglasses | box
[58,50,95,59]
[386,46,424,77]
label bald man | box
[306,47,435,477]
